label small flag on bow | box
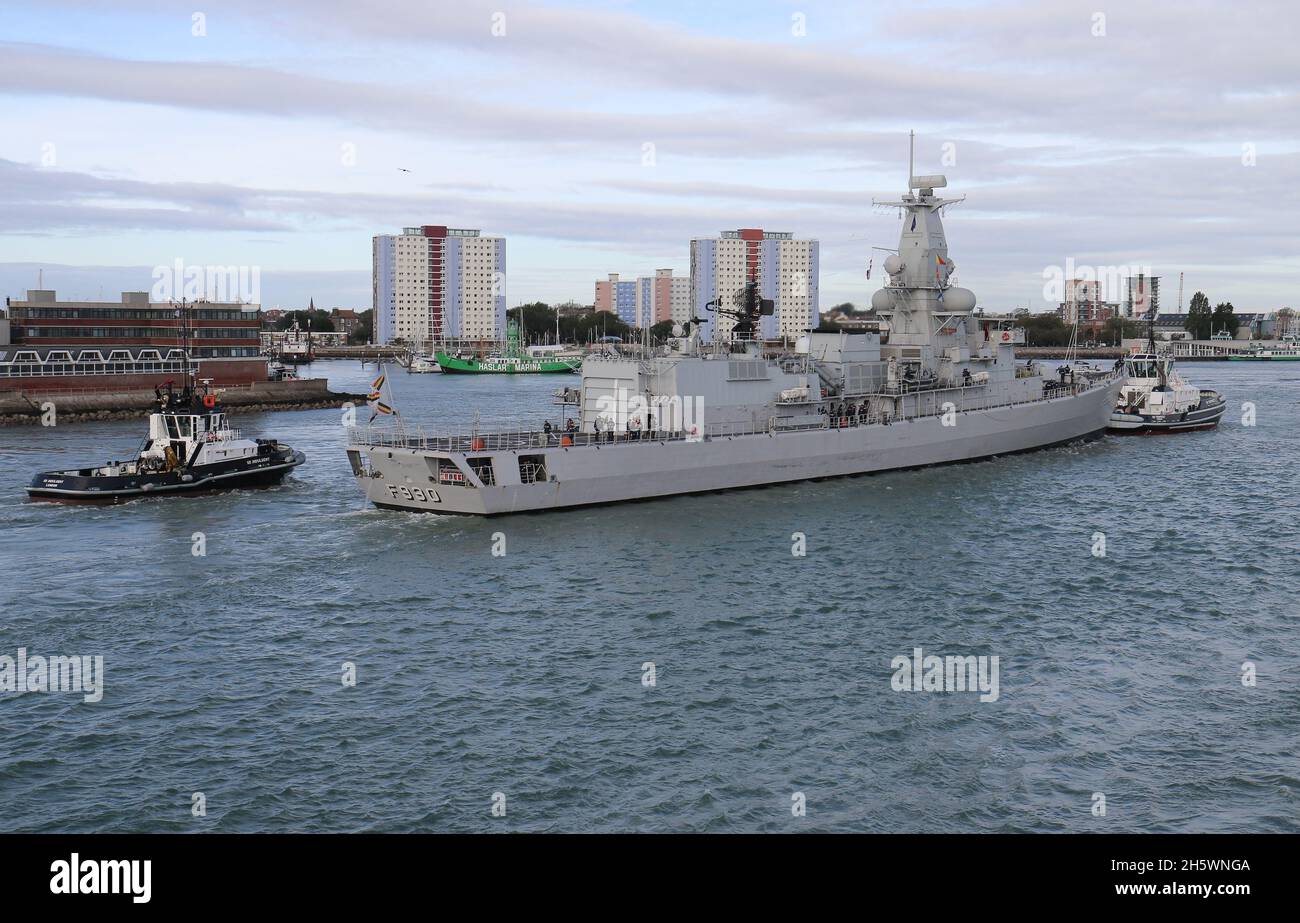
[367,368,397,422]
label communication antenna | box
[908,129,915,187]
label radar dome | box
[942,286,977,311]
[671,323,684,337]
[871,288,893,311]
[883,255,905,276]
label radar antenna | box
[703,280,774,341]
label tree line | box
[1183,291,1239,339]
[508,302,688,344]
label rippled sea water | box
[1,360,1297,833]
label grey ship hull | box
[349,379,1121,516]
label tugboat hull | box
[1107,393,1226,434]
[27,450,305,504]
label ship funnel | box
[909,174,947,190]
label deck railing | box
[0,360,196,379]
[348,373,1117,452]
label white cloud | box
[2,0,1297,310]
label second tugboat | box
[27,379,306,503]
[1107,313,1225,434]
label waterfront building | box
[1,289,266,390]
[635,270,692,328]
[260,329,350,351]
[1154,311,1274,340]
[690,229,818,341]
[373,225,506,345]
[820,305,878,331]
[1056,279,1120,336]
[1125,274,1160,318]
[330,308,362,340]
[596,270,690,328]
[594,273,638,326]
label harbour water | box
[1,360,1296,832]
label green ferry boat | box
[1228,342,1300,361]
[435,321,581,374]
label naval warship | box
[345,153,1124,515]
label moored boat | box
[407,354,441,373]
[435,320,580,374]
[277,319,314,365]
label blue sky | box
[1,0,1296,313]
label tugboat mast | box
[171,297,198,394]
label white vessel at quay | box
[346,155,1123,515]
[407,354,440,373]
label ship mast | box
[909,129,915,189]
[174,297,196,392]
[870,131,970,344]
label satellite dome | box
[671,323,685,337]
[871,288,893,311]
[943,286,977,311]
[883,255,905,276]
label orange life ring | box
[202,394,216,409]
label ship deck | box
[347,376,1113,454]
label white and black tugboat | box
[27,380,306,503]
[1108,316,1225,434]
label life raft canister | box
[203,394,216,409]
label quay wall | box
[309,346,405,359]
[0,379,366,425]
[1016,347,1125,360]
